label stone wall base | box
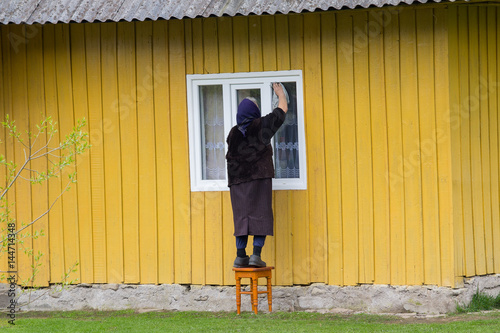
[2,275,499,314]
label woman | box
[226,83,288,267]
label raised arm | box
[273,82,288,113]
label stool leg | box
[252,277,258,314]
[236,277,241,315]
[267,276,272,312]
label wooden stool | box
[233,266,274,314]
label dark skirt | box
[230,178,274,236]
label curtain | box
[200,85,225,180]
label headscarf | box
[237,97,260,137]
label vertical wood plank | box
[41,25,65,283]
[26,24,50,287]
[304,13,327,283]
[369,9,390,285]
[70,23,93,284]
[153,20,175,284]
[400,9,424,285]
[0,26,6,283]
[136,21,158,284]
[447,5,465,285]
[55,24,80,284]
[85,23,107,283]
[458,6,475,277]
[117,21,140,283]
[218,16,235,285]
[187,19,206,285]
[434,8,456,287]
[489,8,500,273]
[416,9,441,285]
[202,17,223,285]
[169,19,192,283]
[248,16,263,72]
[385,9,406,286]
[321,11,343,286]
[478,8,494,274]
[289,14,311,285]
[468,7,487,275]
[337,12,359,286]
[353,12,375,284]
[101,22,124,283]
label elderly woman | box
[226,83,288,268]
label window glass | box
[273,82,299,178]
[199,85,225,180]
[237,89,261,109]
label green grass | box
[456,291,500,313]
[1,310,500,332]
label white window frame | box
[186,70,307,192]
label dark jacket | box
[226,108,286,186]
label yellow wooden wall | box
[0,5,499,288]
[449,5,500,281]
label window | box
[186,70,307,192]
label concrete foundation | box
[1,274,499,314]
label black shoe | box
[249,255,266,267]
[233,256,250,268]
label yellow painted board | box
[275,14,294,285]
[249,16,263,72]
[262,16,277,71]
[186,19,205,286]
[458,6,475,277]
[84,23,107,283]
[416,9,441,285]
[270,14,293,286]
[488,8,500,273]
[169,19,192,284]
[41,24,65,283]
[26,25,50,287]
[262,15,279,285]
[288,14,310,285]
[497,7,500,273]
[232,16,249,72]
[101,22,124,283]
[190,192,205,285]
[184,20,194,75]
[136,21,158,284]
[434,7,456,287]
[353,13,375,284]
[384,10,406,286]
[321,11,343,286]
[446,5,464,286]
[468,7,487,275]
[70,23,93,284]
[152,20,175,284]
[217,16,236,285]
[0,27,6,283]
[336,12,359,286]
[204,192,223,285]
[54,24,80,284]
[400,9,424,285]
[304,12,327,283]
[478,8,494,274]
[117,22,140,283]
[368,10,390,285]
[202,17,223,285]
[275,15,291,71]
[222,192,234,285]
[9,25,33,286]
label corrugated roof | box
[0,0,456,25]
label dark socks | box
[237,248,247,258]
[253,246,262,257]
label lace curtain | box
[199,82,300,181]
[274,82,300,179]
[200,85,225,180]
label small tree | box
[0,114,89,301]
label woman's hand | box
[273,82,288,113]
